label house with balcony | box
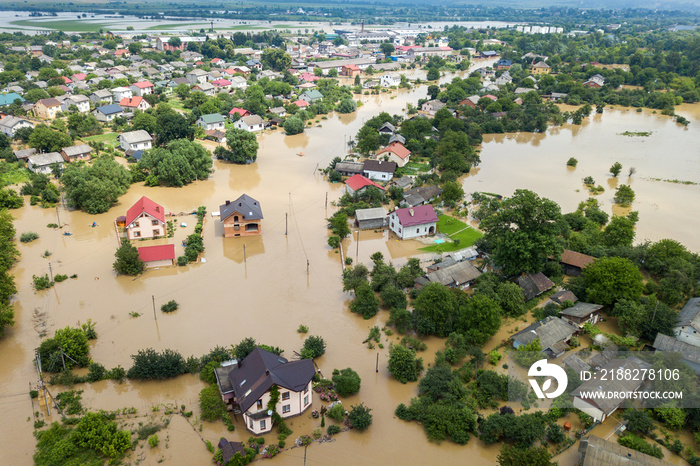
[214,347,316,434]
[220,194,263,237]
[125,196,166,240]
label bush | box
[327,235,341,249]
[148,434,159,447]
[33,274,54,290]
[566,157,578,167]
[332,368,361,397]
[176,256,188,266]
[199,384,227,421]
[127,348,186,380]
[86,362,106,382]
[20,232,39,243]
[297,324,308,333]
[300,335,326,359]
[327,403,346,421]
[388,344,423,383]
[347,403,373,431]
[618,433,663,459]
[327,425,341,435]
[160,300,179,313]
[54,274,68,283]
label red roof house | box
[119,96,151,111]
[389,205,438,239]
[292,100,309,107]
[229,107,251,119]
[125,196,166,241]
[130,81,154,96]
[71,73,86,82]
[138,244,175,267]
[299,72,320,82]
[345,174,385,195]
[61,76,72,84]
[377,141,411,167]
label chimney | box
[409,208,414,217]
[237,359,241,368]
[265,370,270,376]
[225,200,230,205]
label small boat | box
[297,152,304,157]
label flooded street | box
[1,61,699,465]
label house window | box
[282,405,290,414]
[304,395,309,406]
[133,231,141,238]
[256,400,263,410]
[249,418,253,429]
[304,387,309,394]
[153,229,160,237]
[260,420,266,430]
[416,228,419,233]
[152,220,159,226]
[282,392,290,401]
[134,221,140,228]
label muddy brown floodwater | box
[1,60,699,465]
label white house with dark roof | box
[362,159,397,182]
[27,152,64,174]
[675,297,700,347]
[214,347,316,434]
[0,116,33,137]
[119,130,152,151]
[510,315,579,357]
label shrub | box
[618,433,663,459]
[566,157,578,167]
[327,403,346,421]
[332,368,361,397]
[300,335,326,359]
[127,348,186,380]
[388,344,423,383]
[20,232,39,243]
[199,384,227,421]
[327,235,341,249]
[160,300,179,313]
[33,274,54,290]
[297,324,309,334]
[327,425,341,435]
[348,403,373,431]
[148,434,159,447]
[176,255,188,266]
[54,274,68,282]
[30,390,39,399]
[86,362,106,382]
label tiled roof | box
[126,196,165,226]
[394,204,438,227]
[138,244,175,262]
[345,174,384,192]
[378,141,411,160]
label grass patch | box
[0,162,30,187]
[620,131,652,137]
[10,19,110,32]
[147,23,207,31]
[82,132,118,145]
[419,214,483,253]
[403,161,431,173]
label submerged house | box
[355,207,388,230]
[578,435,674,466]
[415,261,482,290]
[389,205,438,240]
[220,194,263,237]
[214,348,316,434]
[559,302,603,328]
[125,196,166,240]
[510,316,579,357]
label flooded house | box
[355,207,388,230]
[214,348,316,435]
[137,244,175,268]
[125,196,166,240]
[403,185,442,207]
[415,260,481,290]
[389,204,438,240]
[510,316,579,357]
[377,141,411,167]
[517,272,555,301]
[234,115,264,133]
[578,435,673,466]
[653,334,700,374]
[119,130,153,152]
[674,297,700,347]
[558,249,595,276]
[220,194,263,237]
[334,161,364,177]
[27,152,64,174]
[559,302,603,328]
[344,174,385,195]
[362,159,397,182]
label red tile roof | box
[378,141,411,160]
[126,196,165,226]
[394,205,438,227]
[132,81,153,89]
[211,79,231,86]
[345,174,385,192]
[61,76,72,84]
[138,244,175,262]
[229,107,251,116]
[71,73,86,81]
[119,96,146,108]
[292,100,309,107]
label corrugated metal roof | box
[654,333,700,365]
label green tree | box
[300,335,326,359]
[388,344,423,383]
[480,189,564,276]
[174,83,190,99]
[494,282,526,317]
[155,110,194,146]
[610,162,623,177]
[215,129,258,164]
[28,124,73,153]
[139,139,212,187]
[113,242,145,276]
[497,445,556,466]
[624,409,654,434]
[380,42,395,56]
[336,99,357,114]
[456,294,502,345]
[131,111,158,135]
[442,181,465,204]
[427,67,440,80]
[412,283,458,337]
[582,257,643,306]
[283,116,304,135]
[199,384,227,421]
[614,184,636,206]
[61,156,131,214]
[347,403,373,431]
[261,48,292,72]
[127,348,186,380]
[38,325,90,370]
[601,215,636,247]
[350,282,380,319]
[168,37,182,48]
[332,368,361,396]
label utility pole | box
[325,192,328,209]
[152,295,157,320]
[285,213,288,236]
[356,230,359,262]
[48,262,53,282]
[306,259,309,275]
[376,353,379,373]
[55,206,61,228]
[243,244,247,263]
[303,444,307,466]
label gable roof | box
[131,81,153,88]
[560,302,603,319]
[678,297,700,330]
[572,358,649,415]
[355,207,387,222]
[199,113,225,124]
[560,249,595,269]
[119,96,146,108]
[120,130,152,144]
[532,61,550,68]
[61,144,92,157]
[517,272,555,301]
[292,100,309,107]
[126,196,165,226]
[37,98,61,108]
[96,104,123,115]
[394,204,438,227]
[550,290,578,305]
[425,261,481,287]
[378,122,395,133]
[511,316,578,350]
[138,244,175,262]
[0,93,24,106]
[220,194,263,221]
[345,174,385,192]
[363,159,397,174]
[654,333,700,365]
[239,115,264,126]
[301,89,323,99]
[378,141,411,160]
[229,107,250,116]
[579,435,674,466]
[227,348,316,414]
[28,152,64,166]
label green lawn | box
[10,19,110,32]
[0,161,30,187]
[419,214,483,253]
[82,132,118,145]
[404,161,431,172]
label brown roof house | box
[517,272,555,301]
[214,348,316,435]
[572,357,651,422]
[33,98,62,119]
[559,249,595,276]
[510,316,579,357]
[220,194,263,237]
[578,435,674,466]
[60,144,92,162]
[560,302,603,328]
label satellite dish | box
[267,410,273,416]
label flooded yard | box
[1,64,699,465]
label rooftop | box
[394,204,438,227]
